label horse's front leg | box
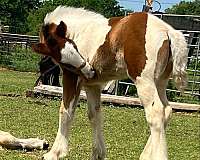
[43,70,81,160]
[85,85,106,160]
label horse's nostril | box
[89,70,95,79]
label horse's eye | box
[47,36,57,46]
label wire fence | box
[0,30,199,103]
[0,33,39,72]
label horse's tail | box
[168,29,188,92]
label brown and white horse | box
[32,6,188,160]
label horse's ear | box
[56,21,67,38]
[32,43,51,56]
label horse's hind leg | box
[155,40,173,129]
[135,76,168,160]
[43,70,81,160]
[136,37,172,160]
[85,85,106,160]
[156,76,172,128]
[139,77,172,160]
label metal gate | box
[113,31,200,103]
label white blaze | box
[60,41,95,79]
[60,41,85,68]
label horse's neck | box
[68,19,111,62]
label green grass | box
[0,70,37,95]
[0,70,199,160]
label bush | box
[0,45,40,72]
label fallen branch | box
[0,130,49,150]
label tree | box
[165,0,200,15]
[49,0,124,17]
[0,0,41,33]
[27,1,55,35]
[27,0,125,35]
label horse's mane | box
[43,6,110,61]
[44,6,107,25]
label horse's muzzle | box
[80,62,95,79]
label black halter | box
[59,61,87,76]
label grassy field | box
[0,70,199,160]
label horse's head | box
[32,21,95,79]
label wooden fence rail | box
[29,85,200,111]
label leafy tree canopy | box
[165,0,200,15]
[0,0,41,33]
[0,0,125,35]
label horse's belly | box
[84,61,128,86]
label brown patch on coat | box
[41,23,65,61]
[91,17,123,77]
[62,69,78,107]
[32,23,63,61]
[32,21,79,63]
[108,16,124,26]
[42,23,57,40]
[155,40,172,79]
[90,13,148,81]
[122,13,148,80]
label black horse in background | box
[35,56,60,87]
